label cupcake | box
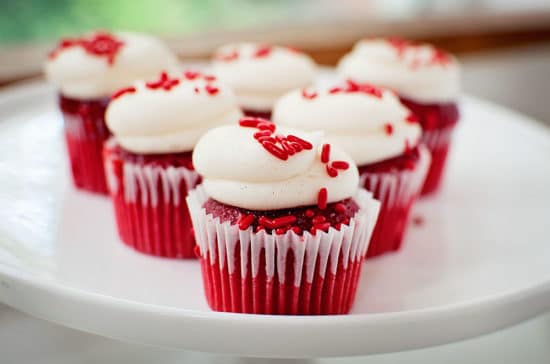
[273,80,430,258]
[337,38,460,195]
[45,31,178,194]
[187,119,380,314]
[212,43,316,119]
[103,71,242,258]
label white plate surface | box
[0,82,549,358]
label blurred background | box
[1,0,550,123]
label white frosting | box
[45,32,179,99]
[193,125,359,210]
[105,73,243,154]
[212,43,316,110]
[273,83,422,166]
[337,38,460,103]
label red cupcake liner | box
[103,139,201,258]
[360,145,431,258]
[59,94,110,194]
[420,126,455,195]
[400,97,459,195]
[187,186,380,315]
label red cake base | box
[103,140,200,258]
[359,146,430,258]
[242,108,272,120]
[400,97,459,195]
[59,94,110,194]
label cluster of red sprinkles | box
[49,32,124,65]
[384,37,451,68]
[238,117,313,161]
[302,80,384,101]
[236,200,352,235]
[216,45,277,62]
[111,70,219,100]
[319,143,349,179]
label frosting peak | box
[105,71,242,154]
[273,80,422,166]
[212,43,316,110]
[45,31,179,99]
[193,121,359,210]
[337,38,460,103]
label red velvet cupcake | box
[188,120,380,314]
[338,38,460,195]
[104,71,242,258]
[213,43,316,119]
[274,81,430,258]
[45,31,178,194]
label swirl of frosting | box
[337,38,460,103]
[272,81,421,166]
[193,122,359,210]
[45,31,178,99]
[212,43,317,110]
[105,71,243,154]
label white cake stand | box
[0,81,549,358]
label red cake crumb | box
[412,215,425,226]
[203,198,359,235]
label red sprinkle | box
[334,203,346,213]
[384,123,394,135]
[280,140,297,155]
[275,228,288,235]
[305,209,315,218]
[329,87,342,94]
[286,135,313,150]
[261,141,288,160]
[406,113,419,123]
[331,161,349,170]
[217,50,239,62]
[183,71,200,80]
[326,165,338,178]
[272,215,297,228]
[239,117,262,128]
[205,85,219,95]
[317,188,328,210]
[146,72,180,91]
[312,215,326,225]
[238,214,255,230]
[301,89,318,100]
[321,144,331,163]
[254,130,272,139]
[203,75,217,82]
[254,45,272,58]
[257,136,277,144]
[258,216,275,229]
[111,86,136,100]
[257,122,276,132]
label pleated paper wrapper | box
[187,186,380,315]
